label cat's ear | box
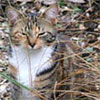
[6,6,20,25]
[44,3,59,24]
[37,3,58,32]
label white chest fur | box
[9,45,53,87]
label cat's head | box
[6,6,56,49]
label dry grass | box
[0,0,100,100]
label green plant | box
[0,72,30,91]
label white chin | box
[28,45,41,50]
[34,45,42,50]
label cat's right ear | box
[6,6,19,25]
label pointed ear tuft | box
[6,6,19,25]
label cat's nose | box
[29,43,35,48]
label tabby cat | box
[6,6,65,100]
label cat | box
[6,6,66,100]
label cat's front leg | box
[8,64,17,76]
[8,64,22,100]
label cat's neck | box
[9,45,54,86]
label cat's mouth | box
[28,44,42,50]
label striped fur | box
[6,6,65,100]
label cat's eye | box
[38,32,47,37]
[22,32,26,35]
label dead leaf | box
[0,16,5,22]
[79,24,86,30]
[68,0,85,3]
[38,0,57,5]
[16,0,32,2]
[59,15,71,24]
[44,3,59,24]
